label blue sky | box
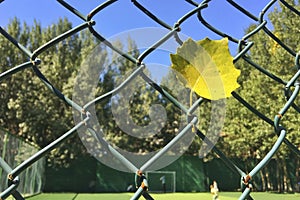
[0,0,277,46]
[0,0,279,80]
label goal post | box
[145,171,176,193]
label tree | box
[91,39,173,153]
[1,17,173,169]
[0,18,104,167]
[221,0,300,192]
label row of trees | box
[0,0,299,192]
[221,0,300,192]
[0,18,98,167]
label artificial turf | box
[21,192,300,200]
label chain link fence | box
[1,0,300,199]
[0,129,44,197]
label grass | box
[21,192,300,200]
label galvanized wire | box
[0,0,300,199]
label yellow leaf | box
[170,38,240,100]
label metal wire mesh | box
[0,0,300,199]
[0,130,44,197]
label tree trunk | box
[259,169,265,191]
[296,158,300,192]
[283,161,288,192]
[265,168,271,191]
[277,158,284,193]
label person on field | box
[210,180,219,200]
[160,175,166,193]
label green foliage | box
[0,18,100,167]
[222,1,300,159]
[218,0,300,192]
[91,39,184,154]
[2,3,300,191]
[1,17,187,168]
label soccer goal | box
[145,171,176,193]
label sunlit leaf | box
[170,38,240,100]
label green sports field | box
[20,192,300,200]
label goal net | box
[0,129,45,197]
[146,171,176,193]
